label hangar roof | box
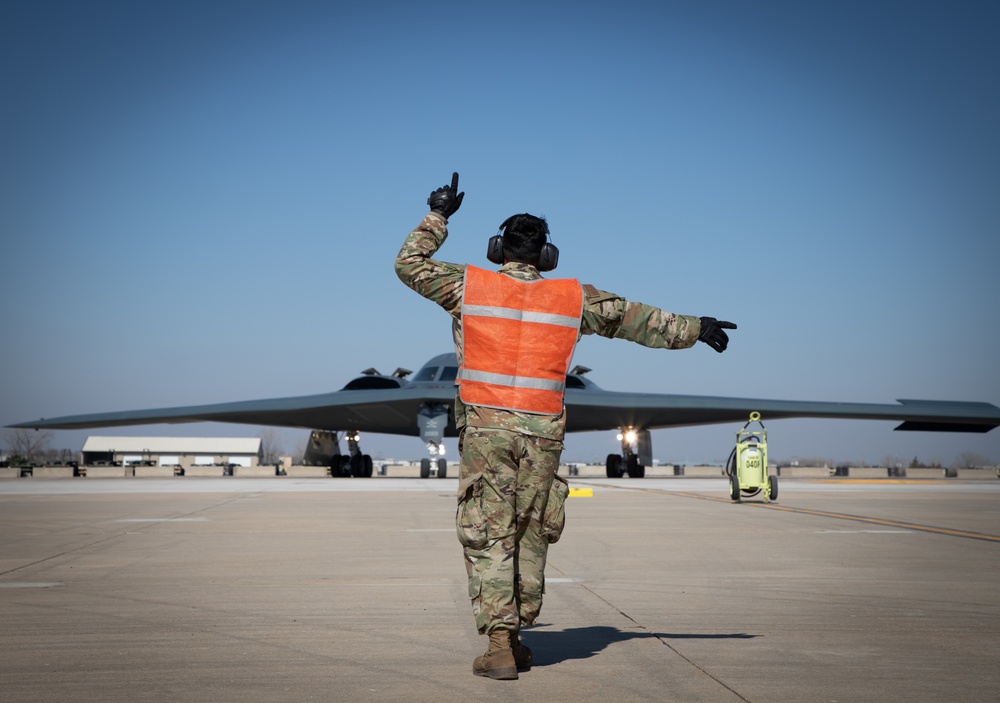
[82,436,261,455]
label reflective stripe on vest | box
[459,265,583,415]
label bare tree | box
[41,447,77,464]
[952,451,995,469]
[258,428,286,465]
[3,428,53,464]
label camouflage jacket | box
[395,212,701,441]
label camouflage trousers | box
[456,428,569,634]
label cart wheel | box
[729,473,741,501]
[768,475,778,501]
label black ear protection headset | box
[487,216,560,272]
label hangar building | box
[81,437,262,468]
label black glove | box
[698,316,737,353]
[427,171,465,219]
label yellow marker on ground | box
[569,487,593,497]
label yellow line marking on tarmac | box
[588,482,1000,543]
[569,487,593,497]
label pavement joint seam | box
[558,566,754,703]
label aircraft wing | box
[12,388,1000,435]
[10,386,456,436]
[564,390,1000,433]
[10,350,1000,436]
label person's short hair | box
[501,214,548,265]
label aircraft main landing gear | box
[329,431,373,478]
[606,428,647,478]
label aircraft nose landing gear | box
[417,403,450,478]
[419,454,448,479]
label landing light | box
[617,430,638,444]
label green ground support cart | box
[726,412,777,502]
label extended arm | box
[581,285,735,352]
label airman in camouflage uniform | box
[394,173,735,679]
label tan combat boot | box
[511,629,532,671]
[472,630,518,680]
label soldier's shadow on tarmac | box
[524,626,756,666]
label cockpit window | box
[440,366,459,382]
[565,375,586,389]
[412,366,438,382]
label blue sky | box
[2,0,998,467]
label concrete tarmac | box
[1,477,998,703]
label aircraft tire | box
[729,473,740,501]
[626,454,645,478]
[768,475,778,501]
[364,454,373,478]
[437,458,447,478]
[420,458,431,479]
[606,454,622,478]
[330,457,346,478]
[350,453,364,478]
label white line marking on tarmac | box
[114,518,209,522]
[0,582,62,589]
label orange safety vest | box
[459,265,584,415]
